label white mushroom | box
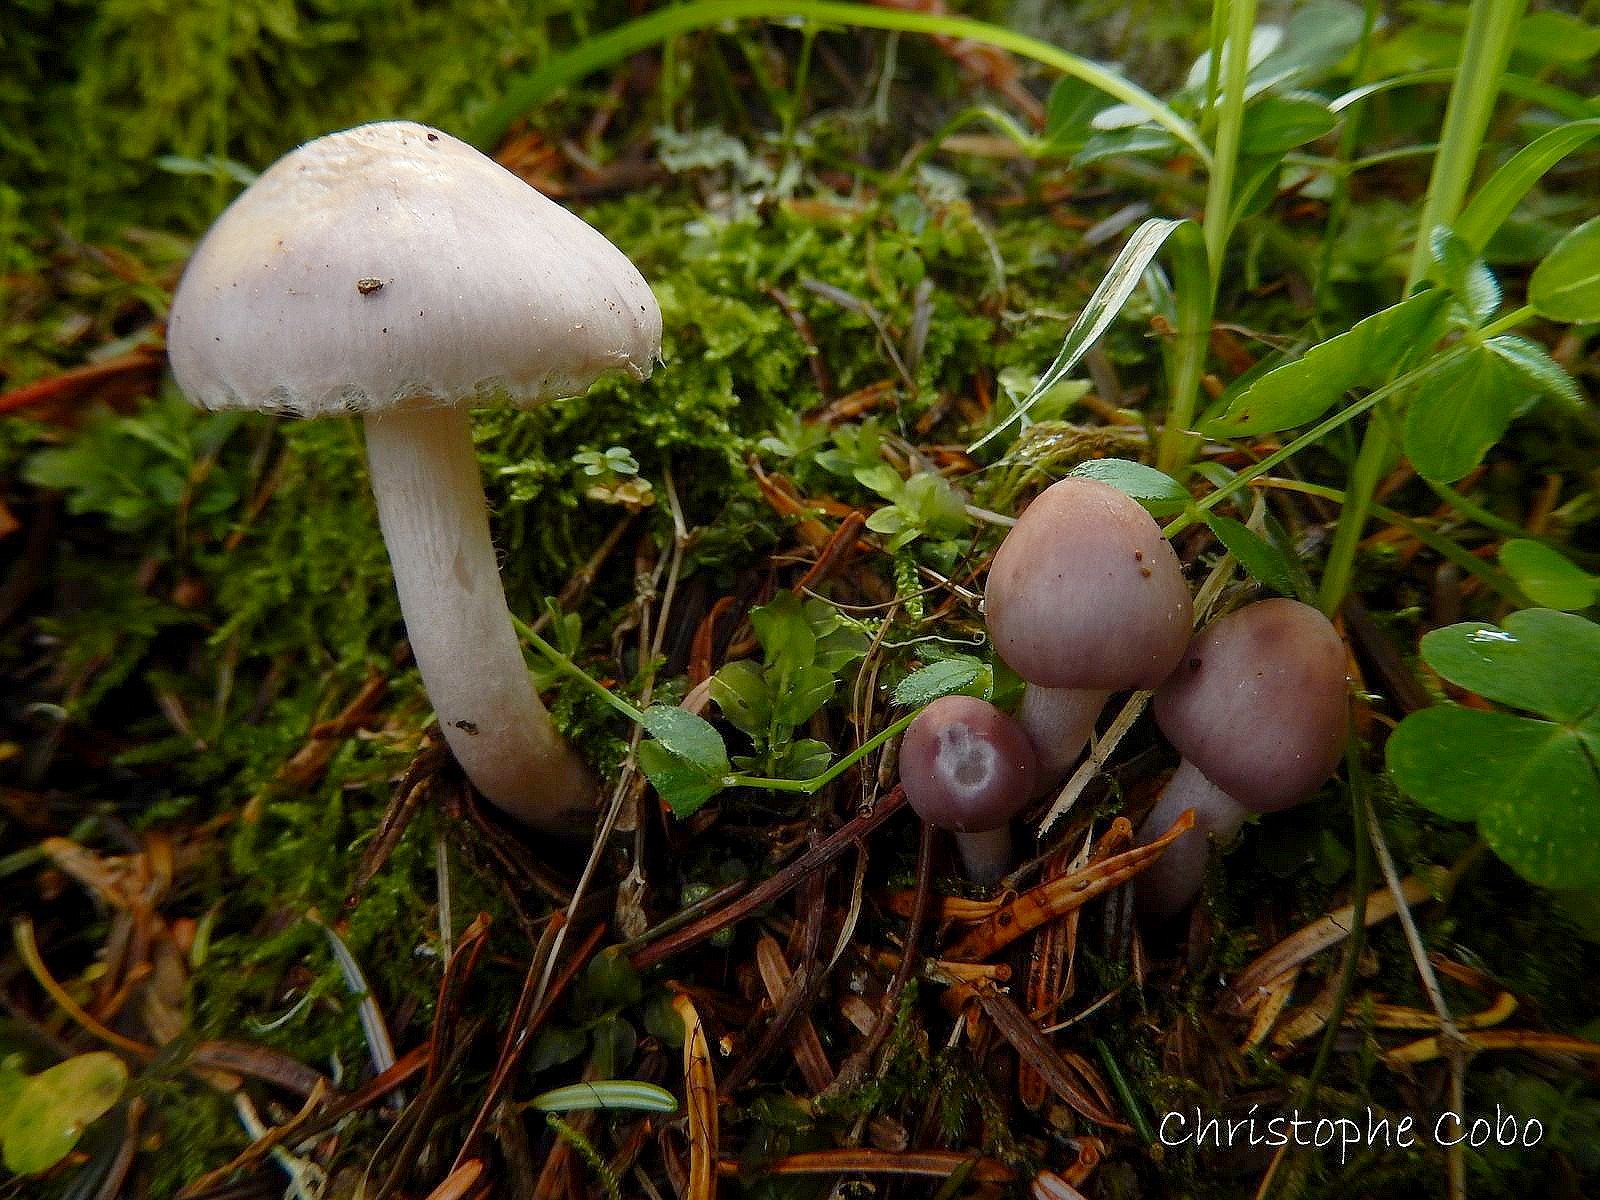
[167,121,662,830]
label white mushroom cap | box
[167,121,662,418]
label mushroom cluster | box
[900,475,1350,907]
[167,121,662,832]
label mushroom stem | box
[364,406,595,828]
[1016,685,1109,791]
[952,826,1015,886]
[1132,758,1250,920]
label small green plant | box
[705,592,868,781]
[573,445,655,510]
[0,1051,128,1175]
[22,396,243,534]
[529,949,648,1083]
[1387,609,1600,889]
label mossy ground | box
[3,3,1599,1198]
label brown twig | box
[763,283,832,399]
[177,1083,328,1198]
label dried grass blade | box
[1240,967,1300,1051]
[1370,992,1518,1032]
[754,935,832,1092]
[1384,1029,1600,1066]
[673,991,719,1200]
[190,1041,328,1097]
[13,916,154,1059]
[1226,875,1432,1013]
[973,985,1131,1131]
[878,892,1006,922]
[715,1149,1014,1182]
[422,1159,484,1200]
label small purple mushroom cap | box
[1153,598,1349,814]
[900,694,1039,883]
[985,478,1192,691]
[900,695,1039,832]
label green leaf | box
[1240,94,1336,155]
[529,1080,677,1114]
[1388,707,1551,821]
[1387,706,1600,888]
[1470,727,1600,891]
[1500,541,1598,612]
[1531,216,1600,323]
[639,706,733,822]
[865,506,906,536]
[773,666,838,729]
[1403,343,1526,484]
[529,1025,589,1073]
[588,1016,637,1078]
[582,947,644,1009]
[637,742,725,820]
[853,463,904,499]
[1203,514,1298,596]
[640,706,730,776]
[1255,0,1367,83]
[750,592,816,675]
[1204,290,1449,436]
[1455,120,1600,253]
[972,218,1204,451]
[1485,335,1581,407]
[0,1058,26,1129]
[1043,76,1105,150]
[1429,226,1500,326]
[1071,126,1178,167]
[1420,609,1600,722]
[1228,156,1285,228]
[1066,458,1189,504]
[893,657,984,707]
[1512,11,1600,67]
[773,737,834,781]
[1,1052,127,1175]
[707,661,770,738]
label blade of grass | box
[972,218,1205,455]
[1319,0,1527,615]
[471,0,1207,165]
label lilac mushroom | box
[1134,598,1350,919]
[984,478,1193,791]
[899,695,1039,884]
[166,121,662,831]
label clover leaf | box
[1387,609,1600,888]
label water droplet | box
[1468,628,1516,645]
